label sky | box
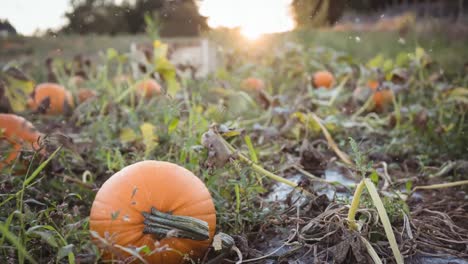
[0,0,295,38]
[198,0,295,39]
[0,0,70,35]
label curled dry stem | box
[309,112,353,165]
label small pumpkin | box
[312,70,335,89]
[77,88,97,104]
[241,77,265,92]
[353,80,394,111]
[136,79,162,99]
[0,114,42,170]
[29,83,74,115]
[89,160,216,263]
[367,80,394,110]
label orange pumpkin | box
[136,79,162,99]
[77,88,97,104]
[29,83,74,115]
[312,71,335,89]
[241,77,265,92]
[0,114,42,170]
[367,80,394,110]
[89,161,216,263]
[367,80,379,90]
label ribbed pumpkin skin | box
[89,161,216,264]
[30,83,74,114]
[0,114,42,170]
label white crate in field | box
[166,38,218,78]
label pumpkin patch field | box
[0,29,468,264]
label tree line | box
[61,0,207,36]
[8,0,465,36]
[292,0,466,27]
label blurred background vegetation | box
[1,0,465,36]
[61,0,208,36]
[1,0,467,74]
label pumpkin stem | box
[142,207,209,241]
[215,232,235,251]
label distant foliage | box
[291,0,467,28]
[61,0,207,36]
[0,19,17,35]
[291,0,346,27]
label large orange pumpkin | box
[312,71,335,89]
[241,77,265,92]
[136,79,162,99]
[0,114,42,170]
[89,161,216,263]
[29,83,74,115]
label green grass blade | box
[0,224,38,264]
[244,135,258,164]
[364,179,404,264]
[23,147,62,187]
[234,184,241,214]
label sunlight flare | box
[198,0,295,39]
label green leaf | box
[153,42,169,59]
[234,184,241,214]
[0,224,38,264]
[383,59,394,73]
[57,244,75,264]
[31,230,59,248]
[24,147,61,187]
[161,70,180,97]
[222,130,241,138]
[140,122,158,158]
[3,68,35,112]
[395,52,409,67]
[370,171,379,185]
[244,135,258,164]
[168,118,179,134]
[405,181,413,193]
[106,48,118,60]
[293,112,320,133]
[138,245,151,255]
[415,47,425,61]
[367,54,384,69]
[119,127,137,143]
[65,193,82,200]
[215,68,230,80]
[114,244,148,264]
[153,41,181,97]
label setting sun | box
[198,0,295,40]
